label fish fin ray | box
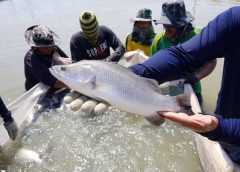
[175,93,194,114]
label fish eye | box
[60,67,67,71]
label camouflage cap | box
[155,0,194,27]
[130,8,153,22]
[25,25,60,47]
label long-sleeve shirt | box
[0,97,12,122]
[70,26,125,62]
[200,116,240,145]
[129,7,240,143]
[24,46,68,90]
[150,28,202,94]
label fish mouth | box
[49,67,57,77]
[50,66,72,85]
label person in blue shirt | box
[129,6,240,162]
[0,97,18,140]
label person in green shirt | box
[151,0,216,105]
[124,8,156,57]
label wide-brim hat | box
[25,25,60,47]
[155,0,194,27]
[130,8,153,22]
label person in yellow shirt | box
[124,8,156,57]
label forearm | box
[56,46,69,58]
[0,97,18,140]
[107,27,125,62]
[129,10,232,82]
[160,111,240,144]
[129,47,192,83]
[195,59,217,80]
[0,97,13,122]
[200,116,240,144]
[160,112,218,133]
[107,46,125,62]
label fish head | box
[49,62,97,91]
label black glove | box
[184,76,199,85]
[4,118,18,140]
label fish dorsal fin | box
[145,78,161,92]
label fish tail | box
[175,93,191,107]
[175,93,194,114]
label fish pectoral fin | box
[180,106,194,115]
[175,93,195,114]
[83,75,96,89]
[144,78,161,92]
[144,113,165,126]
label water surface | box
[0,0,239,171]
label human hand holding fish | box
[63,90,109,116]
[158,111,218,133]
[52,52,72,65]
[118,50,149,68]
[50,60,193,126]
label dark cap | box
[155,0,194,27]
[130,8,153,22]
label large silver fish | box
[49,60,190,125]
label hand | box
[4,119,18,140]
[118,50,148,67]
[105,58,110,62]
[64,91,109,115]
[158,111,218,133]
[102,58,110,62]
[184,76,199,85]
[52,52,72,65]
